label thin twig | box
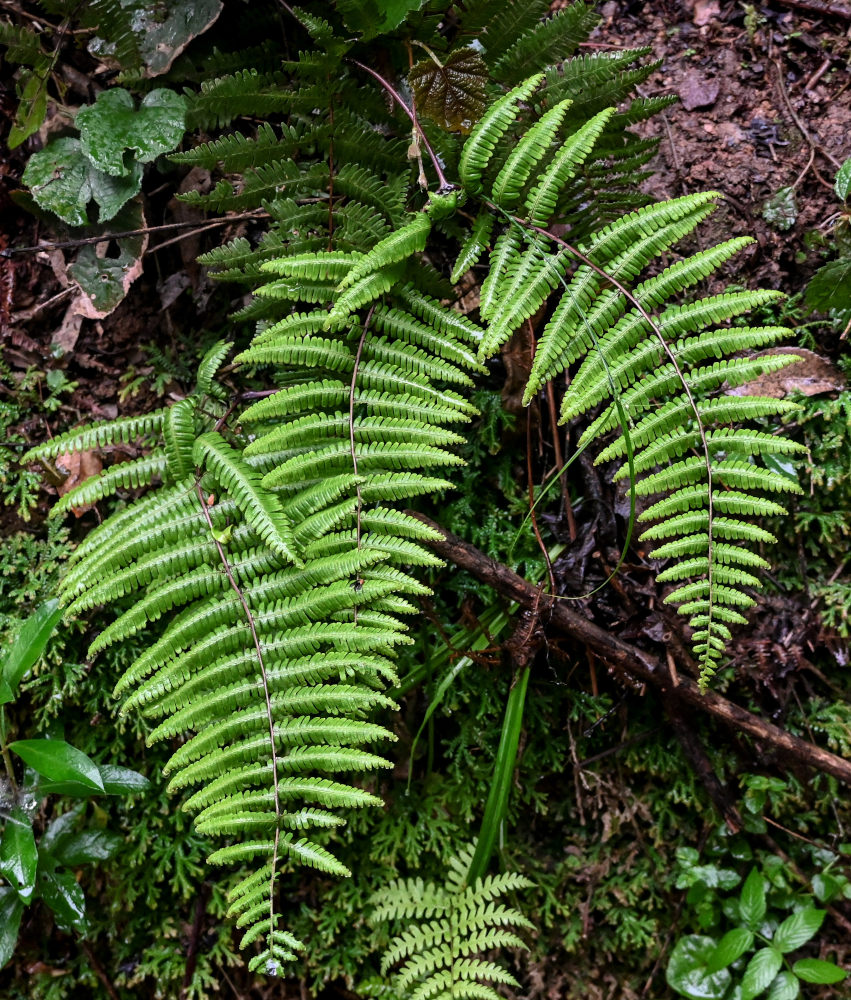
[80,941,120,1000]
[773,59,842,186]
[4,210,269,257]
[194,482,282,954]
[349,59,451,191]
[525,324,557,593]
[544,377,576,539]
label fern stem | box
[349,60,451,191]
[349,306,376,619]
[495,205,716,688]
[194,481,282,947]
[525,324,556,594]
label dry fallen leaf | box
[728,347,845,398]
[56,450,104,517]
[679,69,720,111]
[692,0,721,26]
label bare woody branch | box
[412,513,851,788]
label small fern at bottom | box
[370,845,533,1000]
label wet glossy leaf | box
[805,259,851,315]
[9,740,104,792]
[76,88,187,176]
[409,47,489,133]
[0,808,38,903]
[739,869,766,928]
[34,761,147,798]
[666,935,732,1000]
[39,805,85,856]
[762,186,798,231]
[39,870,87,934]
[792,958,846,985]
[98,764,149,795]
[766,972,799,1000]
[0,600,61,699]
[707,927,754,973]
[339,0,424,39]
[51,830,122,867]
[742,948,783,1000]
[0,888,24,968]
[835,159,851,202]
[22,137,142,226]
[773,907,824,953]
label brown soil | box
[591,0,851,296]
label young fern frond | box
[370,845,533,1000]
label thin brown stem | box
[349,59,450,191]
[5,210,269,257]
[544,377,576,539]
[194,482,281,952]
[525,323,556,593]
[411,512,851,788]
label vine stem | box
[349,59,451,192]
[491,202,717,685]
[194,481,282,957]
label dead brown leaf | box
[56,450,103,517]
[728,347,845,398]
[692,0,721,26]
[679,69,720,111]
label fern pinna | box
[26,0,803,982]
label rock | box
[679,69,720,110]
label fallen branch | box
[412,513,851,787]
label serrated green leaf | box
[805,258,851,315]
[772,907,825,953]
[408,47,488,133]
[707,927,754,973]
[742,949,783,1000]
[766,971,799,1000]
[666,935,732,1000]
[740,869,767,928]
